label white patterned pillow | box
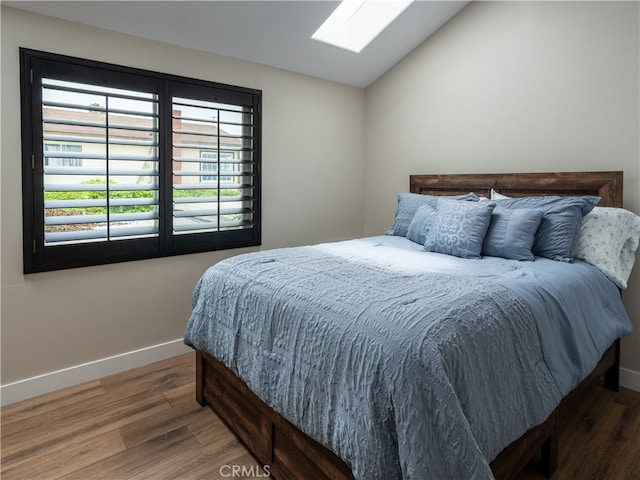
[574,207,640,289]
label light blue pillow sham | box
[482,208,543,261]
[424,199,496,259]
[388,192,479,238]
[406,204,436,245]
[493,195,600,262]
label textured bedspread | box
[181,236,632,479]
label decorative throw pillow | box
[387,192,479,238]
[424,199,496,259]
[482,208,543,261]
[406,204,436,245]
[574,206,640,289]
[492,196,600,262]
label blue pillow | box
[493,196,600,262]
[482,208,543,261]
[388,192,479,237]
[406,204,436,245]
[424,199,496,259]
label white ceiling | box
[7,1,469,87]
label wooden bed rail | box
[195,340,620,480]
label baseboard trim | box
[2,345,638,406]
[620,367,640,392]
[0,339,193,406]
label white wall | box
[365,1,640,379]
[0,7,365,391]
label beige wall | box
[0,7,365,384]
[365,1,640,374]
[3,1,639,391]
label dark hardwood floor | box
[2,352,638,479]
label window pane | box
[42,78,160,245]
[44,144,83,167]
[172,96,256,235]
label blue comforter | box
[184,236,632,480]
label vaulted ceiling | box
[7,1,469,87]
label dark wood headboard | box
[410,171,623,208]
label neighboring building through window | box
[200,151,235,183]
[44,144,83,167]
[20,48,261,273]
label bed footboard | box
[196,350,355,480]
[195,340,620,480]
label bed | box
[184,171,636,480]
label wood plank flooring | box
[2,352,639,480]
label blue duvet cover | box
[184,236,632,480]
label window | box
[20,49,261,273]
[311,0,414,53]
[200,151,235,183]
[44,144,83,167]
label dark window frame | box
[20,48,261,273]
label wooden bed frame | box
[195,171,624,480]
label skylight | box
[312,0,415,53]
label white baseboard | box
[0,339,193,406]
[2,343,638,407]
[620,367,640,392]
